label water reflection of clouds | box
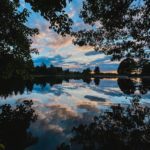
[84,95,107,102]
[77,100,100,112]
[44,104,79,120]
[1,79,150,150]
[28,82,80,99]
[85,80,131,104]
[28,100,103,149]
[62,80,87,90]
[28,102,82,149]
[33,84,64,96]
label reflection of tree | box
[118,78,150,95]
[0,77,64,98]
[0,79,27,98]
[82,78,92,84]
[141,78,150,94]
[0,100,37,150]
[57,96,150,150]
[118,78,135,94]
[0,77,80,98]
[1,77,149,98]
[94,78,100,86]
[142,62,150,75]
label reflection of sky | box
[0,79,150,149]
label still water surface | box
[0,77,150,149]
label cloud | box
[84,95,107,102]
[33,53,119,72]
[85,51,101,56]
[33,55,70,66]
[77,101,99,112]
[47,124,64,133]
[31,19,73,52]
[44,104,79,120]
[28,1,119,72]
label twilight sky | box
[20,0,119,72]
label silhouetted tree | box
[64,69,70,74]
[0,0,74,79]
[142,61,150,75]
[0,0,38,79]
[94,66,100,74]
[0,55,34,79]
[117,58,137,75]
[40,63,47,75]
[82,68,91,75]
[33,63,64,75]
[0,100,37,150]
[72,0,150,62]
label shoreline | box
[33,74,150,79]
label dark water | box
[0,77,150,150]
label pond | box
[0,77,150,150]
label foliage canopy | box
[0,0,38,79]
[25,0,73,35]
[73,0,150,61]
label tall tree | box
[0,0,39,59]
[94,66,100,74]
[117,58,137,74]
[72,0,150,62]
[0,0,38,79]
[82,68,91,74]
[142,61,150,75]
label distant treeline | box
[1,58,150,80]
[32,60,150,76]
[32,63,101,76]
